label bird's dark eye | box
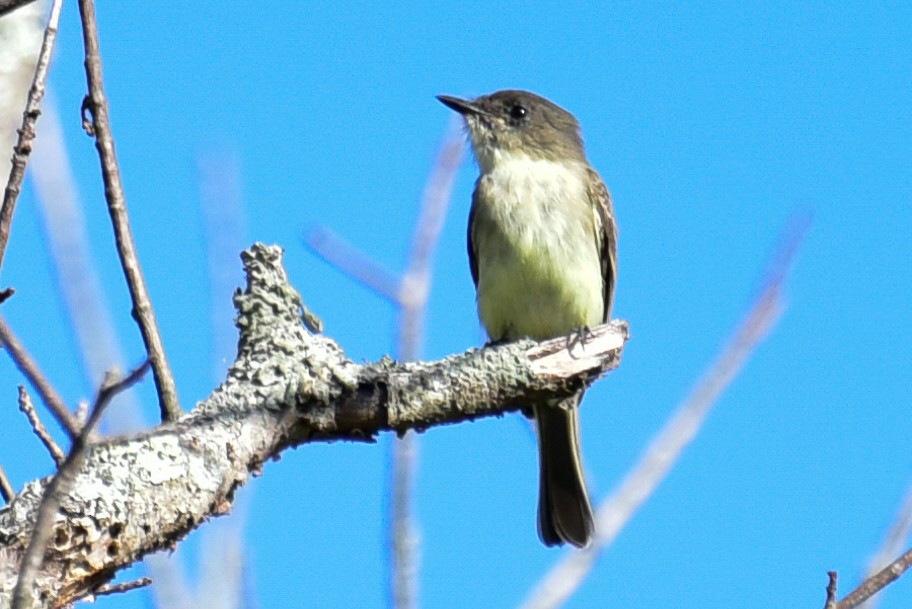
[509,104,528,120]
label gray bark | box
[0,243,628,608]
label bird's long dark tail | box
[535,394,595,548]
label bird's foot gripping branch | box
[0,243,627,609]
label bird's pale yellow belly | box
[473,156,603,342]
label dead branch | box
[0,0,62,281]
[91,576,152,598]
[0,315,79,437]
[825,572,838,609]
[834,548,912,609]
[0,244,627,609]
[17,387,64,466]
[0,466,13,504]
[10,361,149,609]
[76,0,180,422]
[858,478,912,609]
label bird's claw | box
[565,325,592,359]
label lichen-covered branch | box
[0,244,627,609]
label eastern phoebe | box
[438,90,617,548]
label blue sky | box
[1,1,911,608]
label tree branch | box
[825,571,838,609]
[857,478,912,609]
[92,576,151,599]
[0,244,628,609]
[10,361,150,609]
[17,387,65,466]
[0,315,79,437]
[0,0,63,282]
[835,548,912,609]
[0,466,13,505]
[76,0,181,422]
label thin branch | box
[0,0,63,280]
[18,386,65,466]
[825,572,838,609]
[0,314,79,437]
[77,0,181,422]
[92,576,152,598]
[10,360,150,609]
[30,97,147,432]
[857,479,912,609]
[837,548,912,609]
[520,215,811,609]
[0,464,14,504]
[0,0,40,18]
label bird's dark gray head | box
[437,90,585,171]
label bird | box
[438,89,617,548]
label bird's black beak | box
[437,95,488,116]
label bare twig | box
[77,0,180,422]
[0,463,14,503]
[0,314,79,436]
[30,98,147,432]
[0,0,41,17]
[520,215,811,609]
[18,385,65,465]
[306,126,464,609]
[93,576,152,598]
[825,571,838,609]
[10,360,150,609]
[858,480,912,609]
[0,0,63,280]
[837,548,912,609]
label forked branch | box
[0,244,627,609]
